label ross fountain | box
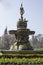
[9,4,35,50]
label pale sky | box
[0,0,43,36]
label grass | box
[34,48,43,51]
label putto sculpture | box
[9,4,35,50]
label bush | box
[0,54,43,64]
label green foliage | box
[0,54,43,58]
[0,54,43,64]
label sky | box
[0,0,43,36]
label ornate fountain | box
[9,4,35,50]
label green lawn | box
[34,48,43,51]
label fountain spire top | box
[20,4,25,20]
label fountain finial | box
[20,4,25,20]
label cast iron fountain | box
[9,4,35,51]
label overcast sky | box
[0,0,43,36]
